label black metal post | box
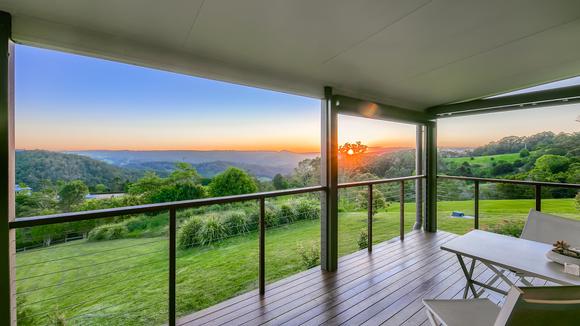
[400,181,405,240]
[414,125,424,230]
[535,185,541,211]
[259,198,265,295]
[0,11,13,326]
[474,180,479,230]
[367,184,372,252]
[169,208,176,326]
[425,121,437,232]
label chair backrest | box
[494,286,580,326]
[520,209,580,248]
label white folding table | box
[441,230,580,298]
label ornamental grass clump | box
[87,222,127,241]
[198,215,228,245]
[278,204,296,224]
[223,211,249,235]
[294,201,320,221]
[177,216,203,249]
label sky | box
[15,45,579,152]
[438,104,580,147]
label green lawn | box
[16,198,579,325]
[444,152,522,166]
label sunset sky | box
[15,45,579,152]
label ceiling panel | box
[0,0,203,48]
[318,0,580,107]
[401,18,580,106]
[1,0,580,110]
[184,0,430,71]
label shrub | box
[265,205,280,228]
[294,201,320,221]
[278,204,296,224]
[223,211,249,235]
[107,223,128,240]
[244,211,259,231]
[484,219,524,237]
[357,229,368,250]
[124,218,148,232]
[296,241,320,268]
[198,215,228,245]
[87,223,127,241]
[177,216,203,249]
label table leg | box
[457,254,478,299]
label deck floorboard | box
[176,230,530,326]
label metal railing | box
[9,175,425,325]
[338,175,425,249]
[438,175,580,230]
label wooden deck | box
[176,230,541,326]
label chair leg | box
[426,309,439,326]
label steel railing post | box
[535,184,541,212]
[474,180,479,229]
[169,208,176,326]
[259,197,266,295]
[367,184,373,252]
[400,180,405,240]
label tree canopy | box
[209,167,258,197]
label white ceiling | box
[1,0,580,110]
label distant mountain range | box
[16,148,418,191]
[67,150,318,168]
[15,150,320,191]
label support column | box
[425,121,437,232]
[320,86,338,272]
[0,11,15,326]
[414,125,424,230]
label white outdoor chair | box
[423,285,580,326]
[520,209,580,248]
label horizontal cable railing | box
[438,175,580,230]
[10,175,425,325]
[338,175,425,248]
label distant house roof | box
[15,184,32,192]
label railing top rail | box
[438,175,580,189]
[337,175,425,188]
[10,175,429,229]
[10,185,326,229]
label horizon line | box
[14,146,422,154]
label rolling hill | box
[15,150,140,191]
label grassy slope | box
[16,198,579,325]
[444,152,521,166]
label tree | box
[168,162,201,184]
[209,167,258,197]
[519,148,530,157]
[95,184,108,193]
[16,189,58,217]
[492,161,514,175]
[58,180,89,211]
[150,182,206,203]
[128,171,164,196]
[529,155,571,182]
[339,141,368,171]
[290,157,320,187]
[357,188,388,216]
[272,174,289,190]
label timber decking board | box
[177,231,534,326]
